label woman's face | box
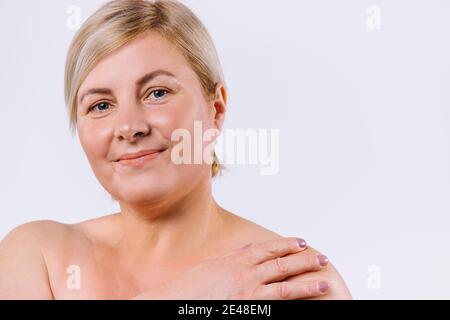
[76,31,226,205]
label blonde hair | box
[64,0,225,177]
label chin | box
[119,191,167,206]
[118,180,174,204]
[103,171,172,203]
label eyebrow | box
[78,69,177,104]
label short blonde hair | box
[64,0,225,177]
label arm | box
[0,222,54,299]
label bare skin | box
[0,209,351,299]
[0,31,351,299]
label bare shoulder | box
[220,210,282,245]
[1,220,85,253]
[0,217,114,299]
[0,220,75,258]
[0,220,70,299]
[222,211,352,300]
[2,220,70,240]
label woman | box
[0,0,351,299]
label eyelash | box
[87,89,170,113]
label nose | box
[114,104,151,142]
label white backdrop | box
[0,0,449,299]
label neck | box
[114,175,225,263]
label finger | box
[255,253,329,284]
[284,268,329,283]
[244,237,308,265]
[252,280,330,300]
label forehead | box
[78,31,194,93]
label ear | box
[210,83,227,132]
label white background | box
[0,0,449,299]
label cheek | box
[165,94,212,133]
[167,98,199,127]
[163,99,215,174]
[78,123,110,166]
[153,97,201,152]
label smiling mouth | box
[115,149,166,167]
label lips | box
[116,149,163,162]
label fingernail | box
[319,281,330,293]
[317,255,329,267]
[296,238,307,248]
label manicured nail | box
[317,255,329,267]
[319,281,330,293]
[296,238,307,248]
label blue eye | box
[89,102,111,113]
[148,89,169,101]
[87,89,169,114]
